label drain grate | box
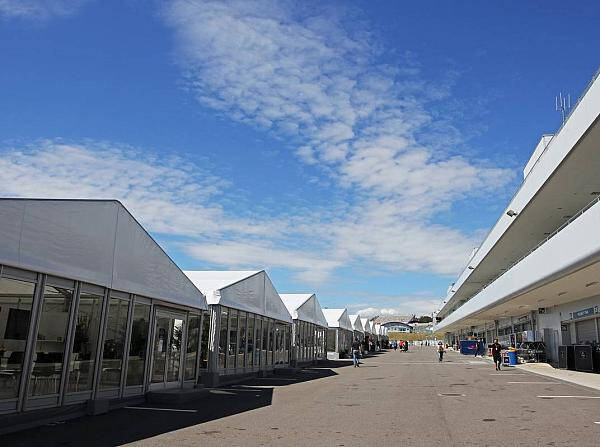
[437,393,466,397]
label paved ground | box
[3,347,600,446]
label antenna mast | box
[555,92,571,124]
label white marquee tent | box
[280,293,328,364]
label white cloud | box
[163,0,515,215]
[0,140,339,284]
[0,0,86,20]
[160,0,516,284]
[354,298,442,318]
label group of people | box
[436,339,504,370]
[391,340,409,352]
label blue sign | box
[573,307,595,319]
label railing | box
[455,194,600,311]
[444,66,600,313]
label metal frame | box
[147,306,187,390]
[63,285,106,404]
[95,293,131,399]
[22,274,78,410]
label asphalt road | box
[3,347,600,446]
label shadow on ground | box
[0,367,341,447]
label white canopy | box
[280,293,328,327]
[361,318,371,334]
[0,199,207,310]
[184,270,292,323]
[322,308,353,331]
[374,323,382,336]
[349,314,364,332]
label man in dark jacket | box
[491,339,502,371]
[351,338,361,367]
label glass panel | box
[151,316,169,383]
[0,278,35,400]
[218,308,228,369]
[275,323,282,364]
[200,310,210,369]
[184,315,199,381]
[262,318,268,366]
[254,318,262,366]
[267,320,274,366]
[237,312,246,367]
[67,292,103,393]
[246,314,254,367]
[228,310,238,369]
[125,303,150,387]
[29,285,74,397]
[166,318,183,382]
[99,297,130,389]
[327,329,336,352]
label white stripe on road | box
[594,422,600,424]
[537,395,600,399]
[124,406,198,413]
[507,381,560,384]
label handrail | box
[446,67,600,308]
[455,194,600,310]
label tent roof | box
[0,199,207,310]
[360,318,371,333]
[349,314,364,332]
[322,308,352,331]
[184,270,292,323]
[280,293,328,327]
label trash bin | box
[507,351,518,366]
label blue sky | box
[1,0,599,316]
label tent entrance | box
[148,309,186,390]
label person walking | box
[491,339,502,371]
[474,338,481,357]
[352,338,361,367]
[393,341,398,351]
[437,342,444,362]
[403,340,408,352]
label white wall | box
[438,199,600,332]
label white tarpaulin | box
[280,293,328,327]
[349,314,364,332]
[0,199,207,309]
[322,308,353,331]
[184,270,293,323]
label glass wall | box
[285,324,291,363]
[67,290,103,393]
[237,311,246,367]
[29,285,74,397]
[268,320,274,366]
[254,317,262,367]
[184,314,199,381]
[218,308,228,369]
[99,297,130,389]
[228,309,238,369]
[199,310,210,370]
[166,317,183,382]
[327,329,336,352]
[0,277,35,400]
[247,314,254,367]
[125,302,150,387]
[262,317,268,366]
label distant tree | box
[418,315,433,323]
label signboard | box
[573,307,595,319]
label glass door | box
[150,310,185,389]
